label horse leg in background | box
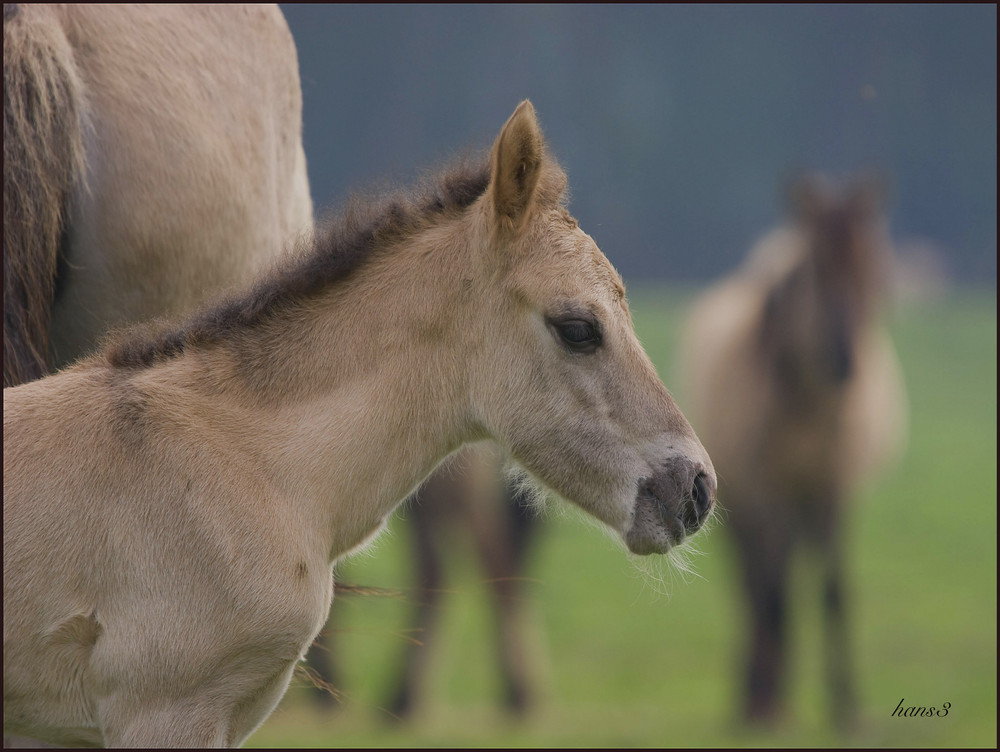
[302,489,446,717]
[472,483,540,714]
[813,494,856,731]
[384,485,447,719]
[731,502,795,725]
[313,456,542,718]
[302,474,459,716]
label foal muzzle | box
[625,458,716,555]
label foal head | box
[462,101,715,555]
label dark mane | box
[104,159,492,369]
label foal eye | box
[552,318,601,353]
[560,321,593,343]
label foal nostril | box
[691,472,713,524]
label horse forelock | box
[103,159,493,370]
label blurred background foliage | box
[248,5,996,747]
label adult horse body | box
[680,176,907,727]
[4,102,717,747]
[3,3,312,385]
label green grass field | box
[249,288,997,748]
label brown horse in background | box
[680,175,907,729]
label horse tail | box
[3,3,85,387]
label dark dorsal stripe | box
[104,160,491,369]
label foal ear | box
[489,100,544,228]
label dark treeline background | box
[282,4,996,286]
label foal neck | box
[205,222,481,558]
[96,160,495,560]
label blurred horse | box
[3,3,312,386]
[308,445,542,718]
[680,175,907,728]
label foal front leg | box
[97,660,298,747]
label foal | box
[4,101,716,748]
[680,175,907,728]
